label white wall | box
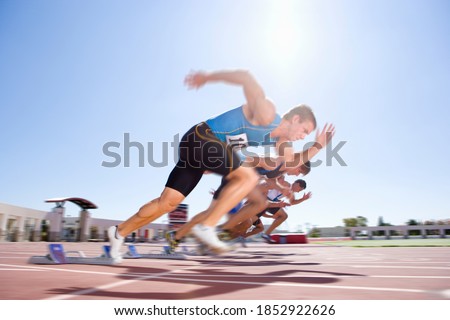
[0,202,168,242]
[0,202,48,241]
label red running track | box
[0,242,449,300]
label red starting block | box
[270,233,308,244]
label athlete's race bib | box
[226,133,248,149]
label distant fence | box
[349,225,450,240]
[167,204,188,230]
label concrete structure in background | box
[44,197,98,242]
[3,200,449,243]
[0,202,47,242]
[0,200,168,242]
[350,225,450,239]
[314,226,347,238]
[61,216,166,242]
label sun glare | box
[269,20,297,58]
[263,1,305,67]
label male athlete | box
[108,69,334,262]
[165,161,311,252]
[259,179,311,243]
[219,161,311,235]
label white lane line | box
[45,260,225,300]
[151,276,426,294]
[0,268,43,271]
[322,261,450,264]
[142,273,450,279]
[3,264,448,279]
[343,265,450,270]
[41,269,446,299]
[440,289,450,298]
[0,257,39,259]
[1,262,443,299]
[370,275,450,279]
[0,263,176,278]
[0,263,125,276]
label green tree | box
[343,216,368,236]
[406,219,420,236]
[357,216,368,227]
[376,216,394,235]
[308,228,321,238]
[343,218,358,228]
[407,219,419,226]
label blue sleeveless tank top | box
[205,106,281,148]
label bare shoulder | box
[243,98,276,126]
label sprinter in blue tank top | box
[107,69,335,261]
[205,106,282,148]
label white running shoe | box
[107,225,124,263]
[192,224,233,254]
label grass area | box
[312,238,450,247]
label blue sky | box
[1,0,449,231]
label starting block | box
[103,244,186,260]
[178,244,210,256]
[28,243,115,265]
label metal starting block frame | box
[103,244,187,260]
[28,243,115,265]
[178,244,210,256]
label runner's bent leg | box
[174,209,209,240]
[199,166,259,227]
[264,208,288,236]
[244,218,265,238]
[220,186,268,230]
[116,187,185,237]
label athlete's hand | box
[314,123,335,149]
[184,71,208,90]
[301,192,312,201]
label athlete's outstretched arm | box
[289,123,336,168]
[289,191,312,206]
[184,69,276,126]
[266,200,290,209]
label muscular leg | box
[173,209,209,241]
[116,187,185,237]
[264,209,288,236]
[244,218,265,238]
[229,218,254,239]
[172,167,260,241]
[177,167,262,253]
[175,166,259,237]
[199,166,260,227]
[220,185,267,231]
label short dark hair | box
[293,179,306,189]
[282,104,317,129]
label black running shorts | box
[165,122,241,197]
[256,206,280,218]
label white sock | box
[115,226,124,240]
